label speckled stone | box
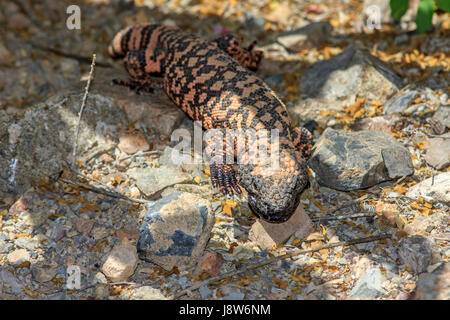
[137,192,214,271]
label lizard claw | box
[210,164,242,196]
[112,78,154,94]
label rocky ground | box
[0,0,449,300]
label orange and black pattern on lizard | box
[109,24,313,223]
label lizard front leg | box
[204,129,242,196]
[211,34,263,72]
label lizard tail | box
[108,24,159,58]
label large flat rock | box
[308,128,413,191]
[289,45,403,123]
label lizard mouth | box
[247,192,300,223]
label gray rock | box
[32,266,57,283]
[350,268,385,299]
[264,75,284,90]
[0,269,23,294]
[7,249,30,266]
[406,172,450,202]
[381,147,414,179]
[17,210,47,229]
[433,105,450,128]
[137,192,215,271]
[0,91,128,195]
[102,238,138,282]
[308,128,413,191]
[127,166,192,197]
[14,236,40,250]
[132,286,166,300]
[404,214,447,235]
[350,115,414,133]
[277,22,332,52]
[46,293,66,300]
[413,262,449,300]
[243,10,266,29]
[92,69,185,138]
[290,46,402,123]
[93,285,110,300]
[383,89,419,114]
[223,291,245,300]
[199,284,213,299]
[399,236,435,273]
[424,134,450,170]
[0,238,12,253]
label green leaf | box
[390,0,409,22]
[416,0,435,33]
[436,0,450,13]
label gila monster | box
[109,24,313,223]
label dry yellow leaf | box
[391,131,401,138]
[396,231,408,238]
[92,171,101,180]
[319,110,334,117]
[79,203,100,214]
[291,274,309,282]
[383,186,393,194]
[215,217,232,224]
[23,287,39,297]
[400,215,408,224]
[327,265,339,272]
[405,283,416,291]
[414,141,429,150]
[353,108,366,119]
[57,198,68,205]
[14,233,31,239]
[417,167,426,174]
[272,277,289,290]
[194,176,201,184]
[312,199,324,212]
[410,202,423,211]
[394,185,407,194]
[411,97,424,104]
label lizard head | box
[237,148,310,223]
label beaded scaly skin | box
[109,24,313,223]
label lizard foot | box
[210,164,242,196]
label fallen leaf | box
[23,287,39,297]
[394,185,407,194]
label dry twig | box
[59,177,153,205]
[172,234,391,299]
[72,53,96,167]
[311,212,375,222]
